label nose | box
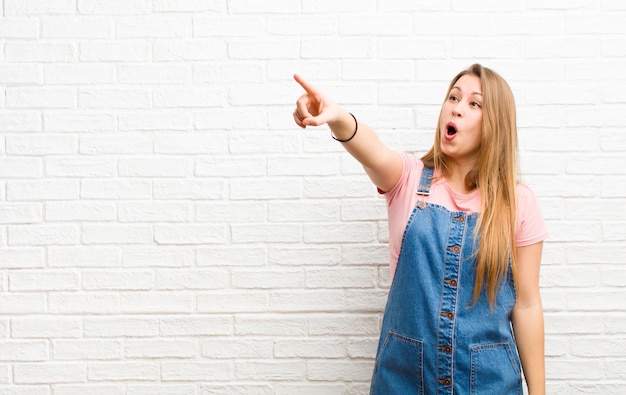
[452,101,463,117]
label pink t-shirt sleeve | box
[515,183,549,247]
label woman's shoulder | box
[383,151,423,204]
[515,182,539,206]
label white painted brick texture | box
[0,2,624,394]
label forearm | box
[512,304,545,395]
[328,111,401,192]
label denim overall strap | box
[417,166,434,196]
[370,165,522,395]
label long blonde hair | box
[421,64,519,307]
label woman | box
[293,64,548,394]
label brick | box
[82,225,152,244]
[230,178,302,200]
[235,360,306,380]
[5,0,74,15]
[127,385,195,395]
[6,134,77,155]
[11,317,82,338]
[152,39,227,61]
[0,64,42,84]
[4,42,75,62]
[118,64,190,84]
[84,318,158,338]
[116,16,190,38]
[79,41,149,62]
[155,179,224,200]
[124,339,195,359]
[14,363,86,384]
[45,202,116,222]
[194,16,264,37]
[45,157,116,177]
[267,156,338,176]
[159,316,233,336]
[195,201,266,223]
[197,246,268,267]
[0,17,39,38]
[49,293,119,314]
[123,247,193,268]
[82,270,154,290]
[200,338,272,359]
[50,385,124,395]
[80,179,152,200]
[78,0,152,15]
[194,63,265,84]
[0,203,42,224]
[79,134,152,154]
[87,362,159,381]
[44,112,114,132]
[306,360,373,381]
[6,88,76,108]
[340,14,411,35]
[308,314,380,336]
[269,290,344,312]
[0,248,44,269]
[0,111,42,132]
[231,269,305,289]
[154,87,227,108]
[9,270,80,291]
[8,225,78,246]
[118,110,192,131]
[377,38,447,60]
[268,200,338,223]
[155,269,228,290]
[228,0,300,14]
[302,38,373,59]
[120,292,193,313]
[79,88,151,109]
[274,338,345,358]
[48,247,121,268]
[195,157,265,177]
[52,340,122,360]
[197,291,269,313]
[118,158,193,177]
[161,361,233,381]
[0,341,48,362]
[232,224,302,243]
[154,224,228,244]
[118,202,191,222]
[154,0,224,12]
[41,17,112,38]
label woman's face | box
[439,74,483,167]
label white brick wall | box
[0,2,625,394]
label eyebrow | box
[451,86,483,96]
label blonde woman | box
[293,64,548,394]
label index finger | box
[293,73,320,96]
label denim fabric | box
[370,167,522,395]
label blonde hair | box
[421,64,519,307]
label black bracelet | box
[331,113,358,143]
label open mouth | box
[446,123,457,136]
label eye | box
[471,101,482,108]
[449,95,459,102]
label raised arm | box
[511,241,546,395]
[292,74,402,192]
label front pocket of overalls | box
[469,342,522,395]
[371,331,424,395]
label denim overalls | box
[370,167,523,395]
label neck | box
[444,159,477,195]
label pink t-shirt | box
[383,152,549,276]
